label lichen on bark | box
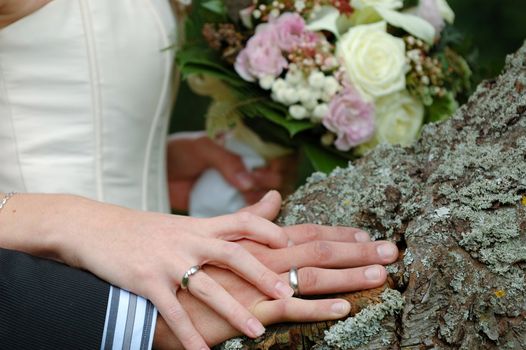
[222,41,526,349]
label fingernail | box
[377,243,396,259]
[331,301,350,316]
[275,281,294,298]
[364,266,382,280]
[288,239,294,247]
[247,318,265,337]
[236,172,254,190]
[355,231,370,242]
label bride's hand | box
[166,135,297,211]
[0,193,293,350]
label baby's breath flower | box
[308,71,326,89]
[313,103,329,121]
[289,104,308,119]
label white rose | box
[337,22,406,98]
[356,90,424,154]
[351,0,403,10]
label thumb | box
[238,190,282,220]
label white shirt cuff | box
[100,286,157,350]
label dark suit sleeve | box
[0,247,109,350]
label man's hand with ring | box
[153,191,399,349]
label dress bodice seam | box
[141,0,172,211]
[79,0,105,202]
[0,56,28,192]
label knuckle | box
[222,242,244,260]
[164,304,186,324]
[273,299,289,319]
[235,212,254,227]
[303,224,321,241]
[181,332,202,348]
[227,304,247,324]
[256,269,274,286]
[312,241,332,262]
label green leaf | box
[201,0,227,15]
[301,142,349,174]
[248,104,313,137]
[425,92,459,123]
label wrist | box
[0,193,75,262]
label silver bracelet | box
[0,192,16,213]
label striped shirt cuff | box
[100,286,157,350]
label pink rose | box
[234,25,287,82]
[323,87,375,151]
[273,12,306,51]
[411,0,445,36]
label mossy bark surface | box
[222,41,526,349]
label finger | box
[255,297,351,324]
[187,271,266,339]
[207,145,255,191]
[279,265,387,295]
[238,190,282,221]
[206,211,288,248]
[204,241,294,299]
[154,290,210,350]
[260,241,399,272]
[284,224,371,244]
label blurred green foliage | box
[448,0,526,81]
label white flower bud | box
[323,76,340,97]
[298,88,311,103]
[272,88,287,104]
[289,105,308,120]
[285,69,303,85]
[302,97,318,110]
[308,71,326,89]
[259,75,275,90]
[283,88,299,105]
[312,103,329,121]
[272,78,287,93]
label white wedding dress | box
[0,0,177,212]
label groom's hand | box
[153,191,399,349]
[153,232,398,349]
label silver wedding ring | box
[181,265,201,289]
[289,266,300,297]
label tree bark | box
[222,41,526,349]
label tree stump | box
[222,41,526,349]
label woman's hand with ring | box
[41,194,294,350]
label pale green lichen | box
[322,289,404,349]
[220,338,244,350]
[274,44,526,349]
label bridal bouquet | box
[177,0,471,173]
